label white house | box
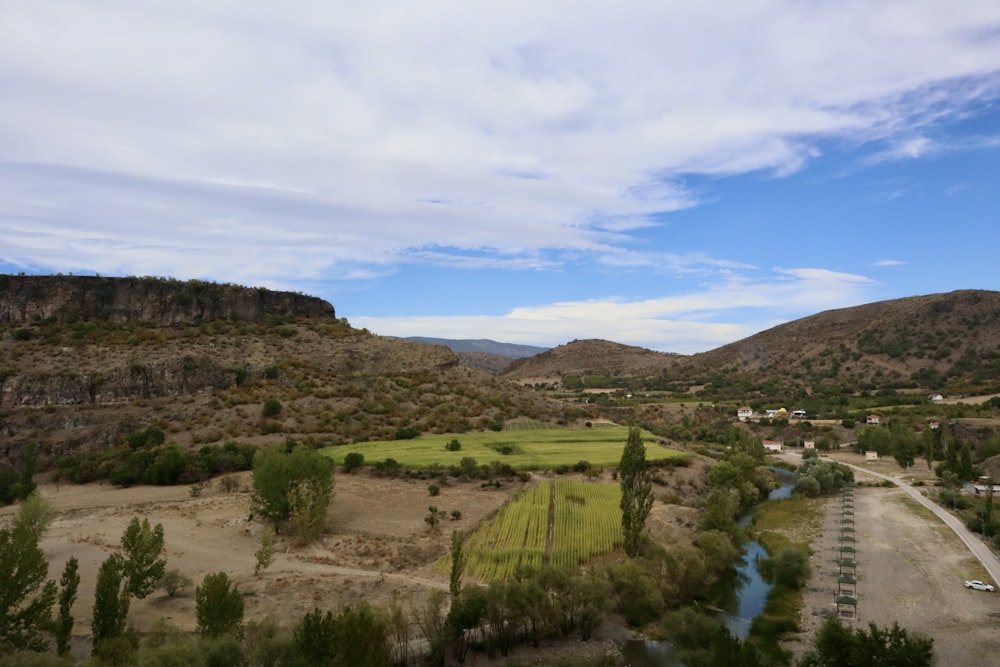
[763,440,783,453]
[803,441,815,450]
[737,406,754,420]
[929,394,944,402]
[792,409,807,419]
[866,415,882,426]
[865,451,879,462]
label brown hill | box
[679,289,1000,394]
[504,339,680,383]
[0,277,588,466]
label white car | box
[964,580,995,592]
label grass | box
[320,425,689,470]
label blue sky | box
[2,1,999,353]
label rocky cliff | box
[0,274,335,325]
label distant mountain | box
[405,337,548,359]
[504,339,681,381]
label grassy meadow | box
[321,424,688,470]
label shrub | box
[262,399,283,418]
[428,484,441,497]
[342,452,365,473]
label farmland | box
[321,424,688,470]
[460,479,624,579]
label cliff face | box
[0,275,335,325]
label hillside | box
[504,339,681,383]
[0,276,589,467]
[679,289,1000,397]
[496,290,1000,400]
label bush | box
[445,439,462,451]
[394,427,420,440]
[262,399,283,419]
[428,484,441,497]
[342,452,365,473]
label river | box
[621,473,796,665]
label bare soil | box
[787,453,1000,663]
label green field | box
[459,480,624,579]
[320,424,687,470]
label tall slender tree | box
[56,556,80,656]
[619,427,653,558]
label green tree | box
[288,478,332,545]
[798,617,933,666]
[449,530,465,600]
[294,608,336,666]
[121,517,166,599]
[890,423,917,469]
[330,604,392,667]
[91,554,131,655]
[196,572,244,638]
[254,526,275,575]
[56,557,79,656]
[252,446,334,533]
[619,427,653,558]
[0,505,57,652]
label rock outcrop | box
[0,274,335,325]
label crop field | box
[321,424,688,470]
[459,480,624,580]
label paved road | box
[841,461,1000,586]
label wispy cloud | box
[873,259,907,267]
[353,266,877,353]
[2,1,999,284]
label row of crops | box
[462,480,624,579]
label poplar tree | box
[619,427,653,558]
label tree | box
[288,478,332,545]
[121,517,166,599]
[619,427,653,557]
[294,608,337,666]
[0,505,57,652]
[157,569,193,597]
[330,604,392,667]
[254,526,275,575]
[798,617,933,666]
[196,572,244,638]
[91,554,130,655]
[252,446,334,533]
[449,531,465,600]
[56,557,79,656]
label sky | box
[2,1,1000,354]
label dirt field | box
[788,454,1000,663]
[0,472,532,650]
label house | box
[803,441,815,449]
[792,409,807,419]
[929,421,941,430]
[737,406,754,420]
[866,415,882,426]
[865,451,879,462]
[763,440,783,453]
[929,394,944,402]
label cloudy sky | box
[3,1,999,353]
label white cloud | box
[353,266,877,353]
[1,1,999,284]
[873,259,907,267]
